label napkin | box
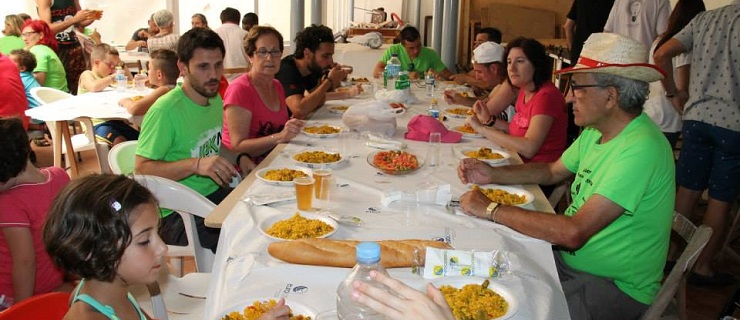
[365,133,406,150]
[380,184,451,207]
[245,192,295,206]
[423,247,512,279]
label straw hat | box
[556,33,665,82]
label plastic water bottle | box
[115,66,126,92]
[337,242,389,320]
[428,98,440,119]
[384,53,401,89]
[425,70,436,97]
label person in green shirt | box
[372,25,452,80]
[458,33,674,319]
[0,15,26,55]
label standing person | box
[467,38,568,165]
[215,7,248,82]
[35,0,96,95]
[604,0,670,49]
[654,1,740,286]
[0,53,30,130]
[563,0,615,63]
[191,13,209,30]
[275,24,355,119]
[644,0,705,149]
[43,174,165,319]
[459,33,673,318]
[125,15,159,51]
[0,118,70,309]
[372,25,452,80]
[135,28,238,253]
[242,12,258,32]
[0,15,26,54]
[223,26,304,166]
[147,9,179,53]
[21,20,68,93]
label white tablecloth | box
[25,89,141,122]
[204,91,571,320]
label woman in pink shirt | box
[468,37,568,164]
[223,26,304,165]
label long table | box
[203,90,570,319]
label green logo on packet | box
[434,265,444,275]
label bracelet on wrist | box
[235,153,250,167]
[665,92,676,98]
[485,116,497,127]
[326,78,335,89]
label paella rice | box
[440,280,508,320]
[266,213,334,240]
[446,107,474,116]
[472,185,527,205]
[455,124,477,134]
[464,148,504,160]
[303,125,341,135]
[293,151,342,163]
[221,299,311,320]
[263,168,307,182]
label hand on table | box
[257,298,291,320]
[351,271,455,320]
[459,189,494,220]
[278,118,305,143]
[457,158,495,185]
[442,90,464,105]
[195,155,239,187]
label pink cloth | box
[509,82,568,163]
[0,54,30,130]
[222,74,290,164]
[0,167,70,303]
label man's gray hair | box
[592,73,648,115]
[152,9,174,28]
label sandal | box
[33,137,51,147]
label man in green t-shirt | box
[372,25,453,80]
[458,33,675,319]
[136,28,239,253]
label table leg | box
[51,121,63,168]
[60,122,79,178]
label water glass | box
[134,73,147,91]
[427,132,442,168]
[294,176,315,211]
[313,169,333,199]
[316,175,337,210]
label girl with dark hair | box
[468,37,568,164]
[21,20,68,93]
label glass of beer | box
[313,168,333,199]
[294,176,315,211]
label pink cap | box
[404,115,462,143]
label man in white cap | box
[458,33,674,318]
[443,41,506,107]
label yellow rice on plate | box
[472,185,527,206]
[263,168,308,182]
[266,213,334,240]
[440,279,508,320]
[221,299,311,320]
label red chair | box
[0,292,70,320]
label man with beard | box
[275,24,353,119]
[135,28,239,253]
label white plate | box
[302,124,342,138]
[258,212,338,241]
[367,150,424,175]
[255,167,312,186]
[450,125,483,138]
[471,184,534,207]
[433,276,518,320]
[458,147,510,164]
[327,105,350,114]
[444,106,474,119]
[292,150,344,168]
[218,298,317,320]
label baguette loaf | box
[267,238,452,268]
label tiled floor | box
[29,141,740,319]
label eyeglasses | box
[254,48,282,58]
[103,60,122,68]
[21,31,38,37]
[570,82,611,92]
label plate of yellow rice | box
[256,167,312,186]
[434,277,517,320]
[259,212,338,241]
[470,184,533,207]
[219,298,316,320]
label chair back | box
[0,292,70,320]
[133,175,216,273]
[640,212,713,320]
[109,140,138,174]
[30,87,73,104]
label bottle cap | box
[356,242,381,263]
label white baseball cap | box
[472,41,505,64]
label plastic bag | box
[342,100,401,137]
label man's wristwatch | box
[485,202,500,221]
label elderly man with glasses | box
[458,33,675,319]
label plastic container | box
[384,53,401,89]
[336,242,389,320]
[428,98,440,119]
[425,70,436,97]
[115,66,126,92]
[134,72,147,91]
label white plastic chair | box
[131,258,209,320]
[109,140,138,174]
[132,175,216,273]
[30,87,110,173]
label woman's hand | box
[351,271,454,320]
[278,118,305,143]
[472,99,491,123]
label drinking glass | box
[427,132,442,168]
[316,175,337,210]
[313,169,333,199]
[134,73,147,91]
[293,176,315,211]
